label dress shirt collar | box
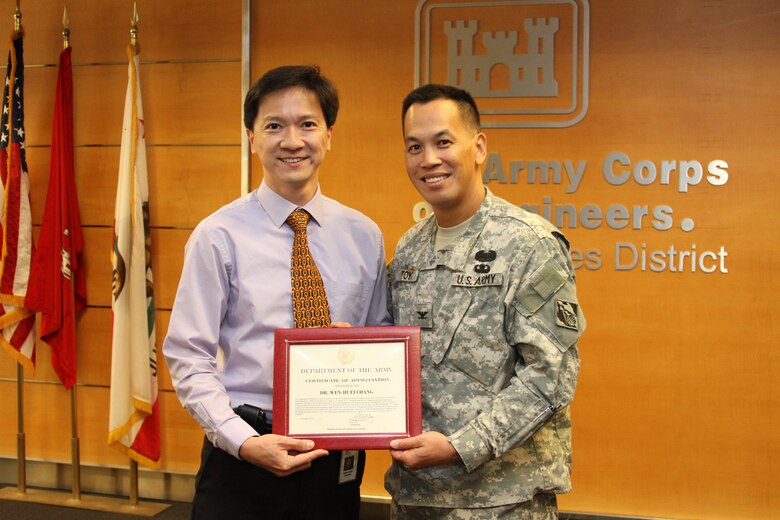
[255,180,326,229]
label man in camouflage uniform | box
[386,84,585,519]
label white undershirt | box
[435,215,475,251]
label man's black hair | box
[401,83,481,132]
[243,65,339,130]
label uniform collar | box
[255,180,326,229]
[409,188,494,272]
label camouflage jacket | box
[385,190,585,508]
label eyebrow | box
[261,113,322,123]
[404,129,454,144]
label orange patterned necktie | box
[287,209,331,328]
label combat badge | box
[475,249,497,262]
[555,300,580,330]
[474,249,497,274]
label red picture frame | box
[273,326,422,450]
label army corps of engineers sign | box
[414,0,590,128]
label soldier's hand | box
[238,435,329,477]
[389,431,460,470]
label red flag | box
[25,46,85,389]
[0,30,35,366]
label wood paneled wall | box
[0,0,242,475]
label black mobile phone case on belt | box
[234,404,270,435]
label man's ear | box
[326,126,334,151]
[475,132,487,166]
[246,128,256,154]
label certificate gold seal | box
[338,346,355,364]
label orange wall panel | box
[0,383,200,472]
[28,146,241,227]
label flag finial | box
[14,0,22,31]
[130,2,139,46]
[63,6,70,49]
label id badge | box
[338,450,359,484]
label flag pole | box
[130,459,139,506]
[16,365,26,493]
[62,6,70,49]
[128,3,140,506]
[60,7,83,502]
[13,0,27,496]
[130,1,138,47]
[70,384,81,500]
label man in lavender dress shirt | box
[163,65,390,519]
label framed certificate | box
[272,326,422,450]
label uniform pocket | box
[427,290,472,364]
[443,287,515,393]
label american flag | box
[0,29,36,366]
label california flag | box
[108,44,160,467]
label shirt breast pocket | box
[327,281,365,325]
[445,286,515,394]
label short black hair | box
[401,84,481,132]
[243,65,339,130]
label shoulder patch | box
[555,300,580,330]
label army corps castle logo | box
[414,0,589,128]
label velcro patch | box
[555,300,580,330]
[533,263,565,300]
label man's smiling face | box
[403,98,486,226]
[247,86,332,205]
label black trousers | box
[192,436,365,520]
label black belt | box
[234,404,272,435]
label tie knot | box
[287,209,310,232]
